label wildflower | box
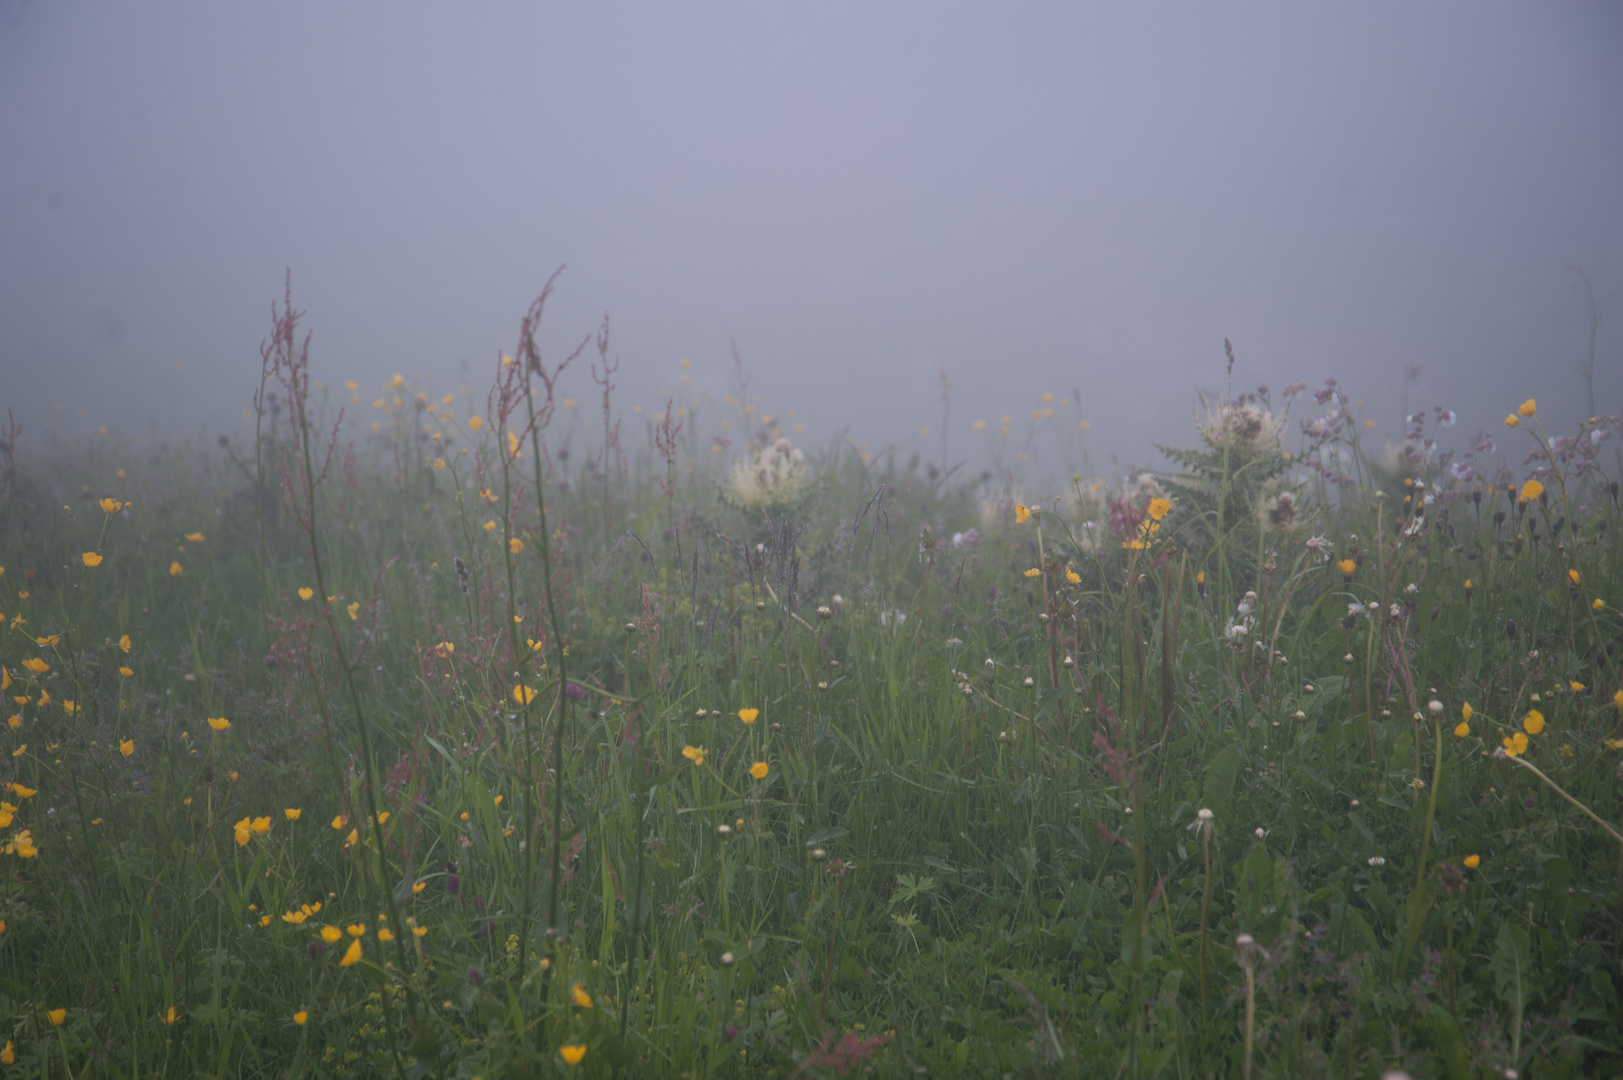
[1464,854,1480,869]
[1453,721,1470,738]
[11,831,36,857]
[251,816,271,835]
[282,909,309,924]
[48,1008,67,1026]
[21,658,48,674]
[234,818,253,846]
[285,808,301,820]
[331,814,347,830]
[738,707,759,724]
[1023,568,1041,578]
[1616,689,1623,710]
[1014,503,1031,524]
[1501,731,1529,757]
[1523,710,1544,735]
[413,925,427,937]
[1569,680,1585,692]
[207,717,230,732]
[1568,569,1581,587]
[681,745,706,766]
[750,761,769,779]
[120,738,134,757]
[508,537,524,554]
[119,666,133,677]
[1427,699,1444,717]
[1504,414,1520,428]
[99,498,122,514]
[375,811,389,825]
[571,982,593,1008]
[513,685,536,705]
[1518,398,1536,417]
[560,1044,587,1066]
[1065,567,1081,584]
[320,926,342,944]
[339,938,362,967]
[119,634,131,653]
[344,829,358,847]
[378,927,395,942]
[347,601,360,620]
[433,641,455,657]
[1367,856,1385,867]
[169,562,183,576]
[82,551,103,567]
[294,1010,308,1026]
[347,923,366,937]
[1337,559,1356,580]
[1595,598,1606,611]
[1147,497,1171,521]
[297,587,314,601]
[0,1040,10,1064]
[1519,479,1543,502]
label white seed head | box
[1428,699,1444,717]
[1023,676,1034,688]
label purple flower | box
[307,941,326,960]
[565,683,586,700]
[446,873,460,895]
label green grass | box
[0,305,1621,1078]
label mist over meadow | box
[2,1,1620,474]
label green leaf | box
[1200,741,1243,827]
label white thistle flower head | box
[1199,400,1286,461]
[729,438,811,510]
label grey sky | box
[2,1,1620,476]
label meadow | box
[1,282,1622,1079]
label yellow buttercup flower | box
[413,881,426,894]
[1453,722,1469,738]
[1,1039,11,1064]
[1569,681,1585,692]
[120,738,134,757]
[1568,569,1581,587]
[681,745,706,766]
[119,666,134,677]
[1463,854,1480,869]
[99,498,122,514]
[1504,414,1519,428]
[320,926,342,944]
[513,685,536,705]
[282,909,309,924]
[347,923,366,937]
[21,658,49,674]
[750,761,769,779]
[1065,568,1081,584]
[119,634,131,653]
[738,707,759,724]
[1147,497,1171,521]
[412,924,427,937]
[82,551,103,567]
[185,532,204,542]
[347,601,360,620]
[468,415,484,431]
[1594,598,1606,611]
[560,1044,587,1065]
[344,829,359,847]
[508,537,524,554]
[1501,731,1529,757]
[48,1008,67,1026]
[339,938,362,967]
[297,587,314,601]
[285,808,301,821]
[207,717,230,732]
[162,1005,178,1025]
[1461,703,1473,723]
[1023,568,1041,578]
[331,814,347,830]
[294,1010,308,1026]
[1519,479,1543,502]
[1615,689,1623,710]
[571,982,593,1008]
[1518,398,1536,417]
[1014,503,1030,524]
[169,561,183,576]
[377,927,395,942]
[1523,709,1544,735]
[1337,559,1356,580]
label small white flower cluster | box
[729,437,812,510]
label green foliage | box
[0,325,1620,1078]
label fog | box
[2,1,1620,475]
